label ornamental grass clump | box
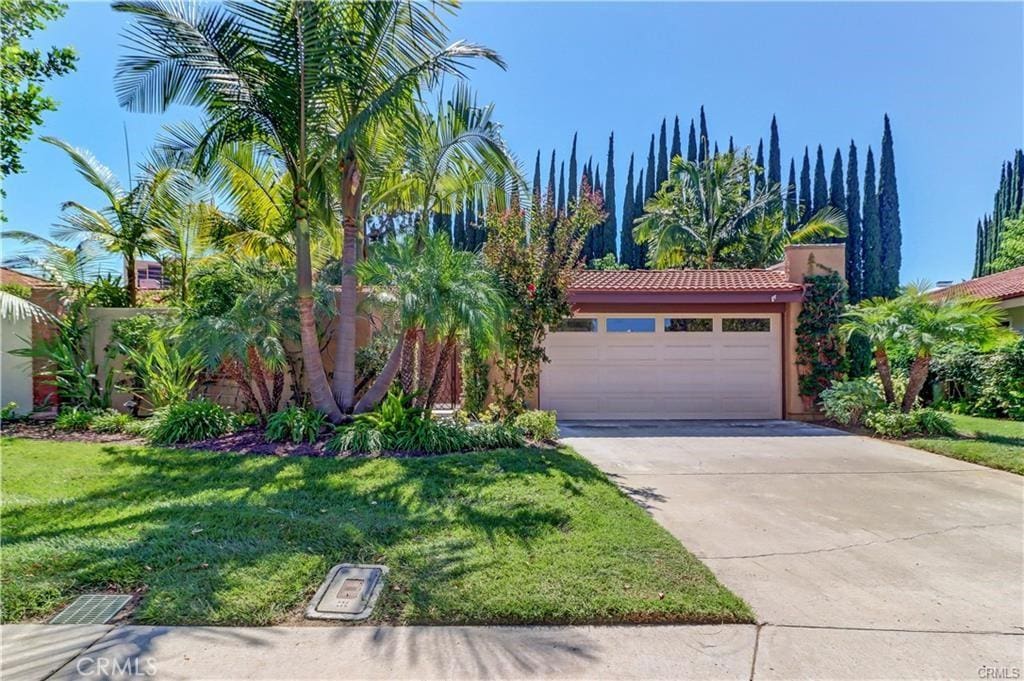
[149,399,234,446]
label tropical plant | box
[483,187,606,415]
[117,331,204,409]
[0,289,50,321]
[89,409,133,434]
[115,0,503,421]
[148,399,233,445]
[2,233,103,301]
[863,407,955,438]
[740,206,847,268]
[264,406,328,444]
[54,406,98,431]
[892,286,1009,412]
[634,152,773,269]
[840,296,907,405]
[820,378,884,426]
[37,137,185,305]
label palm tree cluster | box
[7,0,524,421]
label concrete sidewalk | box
[5,621,1022,680]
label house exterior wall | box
[1,316,33,414]
[998,297,1024,332]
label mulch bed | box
[186,427,333,457]
[0,420,144,444]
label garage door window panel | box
[722,318,771,332]
[606,318,656,333]
[664,318,713,332]
[552,318,597,332]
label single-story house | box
[933,265,1024,333]
[534,244,845,421]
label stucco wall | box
[782,244,846,420]
[999,297,1024,332]
[1,316,33,414]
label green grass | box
[0,438,750,626]
[907,413,1024,475]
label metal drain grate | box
[50,594,131,624]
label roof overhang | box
[568,289,805,305]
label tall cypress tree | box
[754,139,765,193]
[786,159,798,230]
[698,106,709,163]
[621,153,636,268]
[687,120,697,162]
[845,141,861,301]
[728,136,734,154]
[829,148,845,213]
[603,133,617,261]
[799,148,811,223]
[973,219,983,278]
[861,148,882,298]
[656,118,669,189]
[645,135,656,198]
[568,133,578,207]
[557,161,566,215]
[878,114,902,296]
[813,144,828,215]
[546,150,556,209]
[532,151,542,205]
[670,116,682,161]
[635,169,648,268]
[768,115,781,192]
[591,165,603,260]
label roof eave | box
[568,289,805,304]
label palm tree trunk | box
[416,338,440,407]
[332,154,361,412]
[295,200,343,423]
[874,347,896,404]
[353,333,404,414]
[902,355,931,413]
[247,346,274,415]
[400,328,420,394]
[425,334,456,410]
[126,254,138,307]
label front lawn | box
[906,414,1024,475]
[0,438,750,626]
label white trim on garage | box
[540,312,782,420]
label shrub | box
[149,399,234,445]
[327,414,525,455]
[863,407,955,438]
[933,339,1024,420]
[265,406,328,444]
[820,378,883,426]
[327,421,384,455]
[122,418,157,438]
[233,412,261,429]
[465,421,525,449]
[55,407,98,431]
[117,335,204,409]
[1,401,21,422]
[89,410,133,433]
[513,410,559,441]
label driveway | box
[562,420,1024,678]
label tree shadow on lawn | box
[957,431,1024,448]
[2,444,620,626]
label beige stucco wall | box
[782,244,846,420]
[1,316,33,414]
[999,297,1024,333]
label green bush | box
[122,418,157,438]
[863,407,955,438]
[0,283,31,300]
[933,339,1024,420]
[89,410,133,433]
[55,407,98,431]
[1,401,21,422]
[327,414,524,455]
[233,412,261,429]
[513,410,559,441]
[465,421,525,449]
[820,378,883,426]
[264,406,328,444]
[149,399,234,445]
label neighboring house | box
[534,244,845,421]
[933,265,1024,333]
[134,260,169,290]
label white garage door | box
[540,313,782,420]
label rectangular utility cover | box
[306,564,388,621]
[50,595,131,624]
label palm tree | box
[634,152,773,269]
[893,286,1008,412]
[740,206,848,269]
[39,137,181,305]
[2,232,104,301]
[115,0,502,421]
[840,296,906,404]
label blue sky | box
[4,1,1022,283]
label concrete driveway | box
[561,420,1024,678]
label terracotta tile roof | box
[935,266,1024,302]
[570,268,803,293]
[0,267,52,287]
